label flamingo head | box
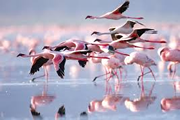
[91,31,100,36]
[157,47,169,56]
[85,15,93,19]
[42,46,52,51]
[93,39,102,42]
[108,45,115,54]
[17,53,25,57]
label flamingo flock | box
[14,0,179,83]
[0,0,173,84]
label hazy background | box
[0,0,179,26]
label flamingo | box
[42,39,88,51]
[124,52,156,81]
[17,51,66,80]
[113,28,166,44]
[28,49,52,81]
[85,0,143,20]
[90,39,155,51]
[93,52,127,82]
[91,20,145,36]
[158,47,180,77]
[17,50,110,80]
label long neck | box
[123,16,143,20]
[23,53,45,58]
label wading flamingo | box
[124,52,156,81]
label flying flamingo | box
[42,39,88,51]
[91,20,145,36]
[90,39,155,51]
[124,52,156,81]
[17,51,66,80]
[158,47,180,78]
[17,50,110,80]
[113,28,166,44]
[28,49,52,81]
[85,0,143,20]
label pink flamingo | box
[113,28,166,44]
[91,20,145,36]
[28,49,52,81]
[158,47,180,77]
[85,0,143,20]
[124,52,156,81]
[93,52,127,83]
[43,39,88,51]
[90,39,155,51]
[17,50,109,80]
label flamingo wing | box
[30,57,49,74]
[54,46,70,51]
[111,0,130,14]
[53,54,66,78]
[136,28,156,37]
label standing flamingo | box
[124,52,156,81]
[85,0,143,20]
[158,47,180,77]
[91,20,145,36]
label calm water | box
[1,58,180,120]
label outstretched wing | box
[111,0,130,14]
[53,54,66,79]
[30,57,49,74]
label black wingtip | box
[78,60,87,68]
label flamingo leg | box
[92,72,111,82]
[148,67,156,81]
[31,74,45,82]
[138,66,144,81]
[172,64,177,79]
[44,67,49,82]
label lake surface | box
[1,60,180,120]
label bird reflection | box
[124,82,156,112]
[30,84,56,119]
[88,94,128,113]
[161,81,180,112]
[55,105,66,120]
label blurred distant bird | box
[124,52,156,81]
[91,20,145,36]
[85,0,143,20]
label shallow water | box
[1,60,180,120]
